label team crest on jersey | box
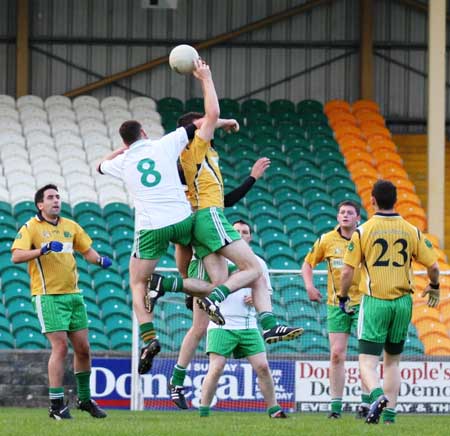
[425,239,432,248]
[348,242,354,251]
[64,231,72,238]
[334,247,342,255]
[43,231,51,238]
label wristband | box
[429,282,440,289]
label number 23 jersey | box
[100,128,192,231]
[344,213,437,300]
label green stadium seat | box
[271,111,300,125]
[277,124,305,140]
[241,98,267,114]
[111,226,134,244]
[219,98,240,113]
[87,315,105,335]
[246,111,273,126]
[302,190,333,209]
[313,217,336,235]
[0,226,18,242]
[93,269,123,288]
[156,330,174,351]
[60,202,72,218]
[271,186,300,205]
[269,255,299,270]
[259,229,290,249]
[0,214,16,231]
[293,163,322,182]
[85,300,101,319]
[254,214,284,233]
[267,341,300,354]
[105,213,134,230]
[0,330,14,349]
[305,125,334,141]
[86,227,110,245]
[166,317,192,339]
[110,329,132,351]
[96,284,127,305]
[326,175,356,192]
[103,202,132,218]
[15,328,47,349]
[282,136,310,150]
[0,314,10,333]
[309,204,337,220]
[185,97,204,112]
[6,298,35,318]
[403,337,425,355]
[90,240,115,260]
[13,201,35,219]
[101,300,131,322]
[315,149,345,165]
[283,215,312,233]
[269,99,296,114]
[157,97,184,112]
[310,136,339,152]
[278,202,309,220]
[290,229,316,249]
[297,99,323,113]
[77,270,92,287]
[282,288,309,306]
[162,301,191,322]
[321,161,349,179]
[0,201,13,216]
[73,202,103,219]
[10,313,41,334]
[3,282,29,304]
[114,240,133,258]
[2,267,29,287]
[299,111,328,126]
[330,189,361,206]
[301,333,329,354]
[162,118,178,133]
[104,313,132,334]
[78,213,108,229]
[159,255,176,268]
[88,331,110,350]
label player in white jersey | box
[97,59,220,374]
[198,220,287,418]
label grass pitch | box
[1,408,449,436]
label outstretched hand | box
[250,157,271,180]
[192,58,212,81]
[421,285,440,308]
[221,119,240,133]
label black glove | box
[338,296,355,315]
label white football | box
[169,44,200,75]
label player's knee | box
[253,361,270,377]
[51,340,69,358]
[188,326,207,341]
[330,348,346,365]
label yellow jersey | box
[344,213,438,300]
[180,132,224,209]
[11,215,92,296]
[305,227,362,306]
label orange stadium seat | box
[350,162,379,179]
[411,306,440,324]
[389,177,416,193]
[361,124,391,140]
[373,150,403,167]
[338,135,367,153]
[367,137,397,152]
[324,100,351,115]
[421,334,450,355]
[377,165,409,180]
[334,124,364,141]
[356,111,385,126]
[415,320,449,340]
[396,192,421,208]
[327,111,358,129]
[343,149,373,166]
[352,99,380,113]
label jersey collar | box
[336,226,351,241]
[374,212,400,217]
[36,211,60,226]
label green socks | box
[331,397,342,415]
[382,407,396,424]
[158,276,184,292]
[369,387,385,403]
[199,405,210,417]
[75,371,91,402]
[361,392,370,406]
[259,311,277,330]
[208,285,231,303]
[267,404,282,417]
[171,365,187,387]
[49,387,64,407]
[140,322,156,344]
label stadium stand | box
[0,95,448,357]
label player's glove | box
[338,296,355,315]
[40,241,64,255]
[97,256,112,268]
[421,283,440,308]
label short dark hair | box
[232,219,252,233]
[372,179,397,209]
[119,120,142,145]
[35,184,58,209]
[177,111,203,128]
[337,200,361,216]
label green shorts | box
[192,207,241,259]
[358,294,412,351]
[327,304,359,334]
[32,293,88,333]
[133,215,193,260]
[188,258,238,281]
[207,328,266,359]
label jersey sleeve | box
[11,225,32,251]
[157,127,189,160]
[187,132,210,164]
[343,230,362,268]
[99,153,125,179]
[73,223,93,253]
[414,233,438,267]
[304,237,325,267]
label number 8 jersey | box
[343,212,438,299]
[100,127,192,231]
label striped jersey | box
[11,215,92,295]
[180,133,224,209]
[344,213,437,300]
[100,127,192,230]
[304,227,362,306]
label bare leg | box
[201,353,226,407]
[46,331,69,387]
[329,333,349,399]
[359,353,381,393]
[247,353,277,408]
[383,352,401,409]
[175,243,193,278]
[68,329,91,373]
